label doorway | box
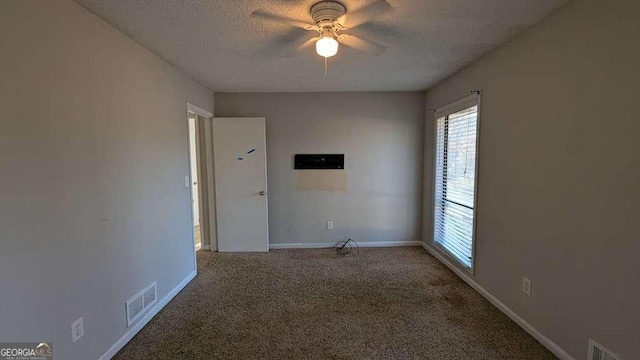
[187,104,216,261]
[188,113,202,250]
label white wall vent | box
[588,339,622,360]
[126,282,158,327]
[125,293,144,327]
[143,282,157,308]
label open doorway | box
[186,104,216,265]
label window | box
[433,95,480,269]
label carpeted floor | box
[114,247,557,360]
[194,225,201,250]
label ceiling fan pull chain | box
[325,57,328,75]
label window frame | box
[431,93,481,274]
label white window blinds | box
[434,100,479,269]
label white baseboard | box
[269,241,422,249]
[201,245,211,250]
[421,243,575,360]
[98,270,197,360]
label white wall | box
[422,0,640,359]
[0,1,213,359]
[215,92,424,247]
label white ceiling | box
[74,0,567,92]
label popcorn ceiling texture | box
[113,248,557,359]
[74,0,567,92]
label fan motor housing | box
[310,1,346,26]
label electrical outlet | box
[327,221,334,230]
[184,176,190,188]
[522,277,532,296]
[71,317,84,343]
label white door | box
[188,116,200,228]
[213,117,268,252]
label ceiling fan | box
[251,1,392,70]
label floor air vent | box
[588,339,622,360]
[126,282,158,327]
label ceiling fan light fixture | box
[316,36,339,58]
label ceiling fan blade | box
[251,10,318,31]
[338,34,386,55]
[286,36,321,57]
[257,29,313,58]
[337,1,392,29]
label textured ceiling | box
[74,0,567,92]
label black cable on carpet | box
[335,238,358,256]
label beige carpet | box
[114,247,556,360]
[194,225,201,250]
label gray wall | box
[0,1,213,359]
[422,0,639,359]
[215,92,424,246]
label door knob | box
[259,191,266,196]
